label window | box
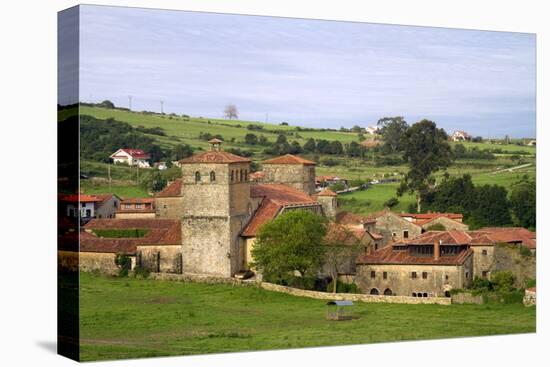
[383,271,387,280]
[230,170,234,182]
[411,272,417,279]
[465,271,469,279]
[392,232,397,238]
[482,271,488,279]
[135,203,142,209]
[210,171,216,182]
[370,271,376,279]
[163,204,167,209]
[244,170,248,181]
[422,272,428,279]
[384,288,393,296]
[404,230,409,239]
[445,274,449,280]
[240,169,244,182]
[412,292,417,297]
[423,292,428,298]
[195,171,201,182]
[482,249,488,255]
[370,288,379,295]
[124,204,131,209]
[444,291,451,297]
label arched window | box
[210,171,216,182]
[384,288,393,296]
[370,288,379,295]
[444,291,451,298]
[423,292,428,298]
[412,292,417,297]
[195,171,201,182]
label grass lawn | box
[339,183,415,213]
[80,181,150,199]
[78,272,535,361]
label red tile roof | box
[262,154,316,165]
[336,211,376,225]
[81,219,181,254]
[120,198,155,204]
[59,194,102,203]
[111,148,150,159]
[155,179,183,198]
[242,184,319,237]
[416,215,466,227]
[395,230,472,246]
[324,223,366,246]
[473,227,536,249]
[249,171,265,181]
[357,244,473,266]
[178,150,251,164]
[317,188,337,197]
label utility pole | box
[128,95,132,111]
[160,100,164,114]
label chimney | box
[434,239,441,260]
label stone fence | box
[260,282,452,305]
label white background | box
[0,1,547,366]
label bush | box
[383,197,399,208]
[326,280,358,293]
[322,158,339,167]
[133,265,150,279]
[491,271,516,292]
[115,254,132,277]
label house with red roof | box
[116,198,156,219]
[59,193,121,223]
[110,148,151,168]
[356,230,475,297]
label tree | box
[423,174,477,215]
[99,100,115,109]
[251,210,327,279]
[383,197,400,208]
[329,141,344,155]
[224,104,238,119]
[351,125,363,133]
[509,176,536,229]
[289,141,302,154]
[398,120,453,212]
[324,226,363,293]
[468,185,512,228]
[303,138,316,153]
[377,116,409,154]
[171,143,193,160]
[244,133,258,145]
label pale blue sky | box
[73,5,536,138]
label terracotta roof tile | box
[80,219,181,254]
[111,148,150,159]
[400,212,463,221]
[155,179,183,198]
[262,154,316,165]
[242,184,320,237]
[178,150,251,164]
[336,211,376,225]
[357,244,473,266]
[249,171,265,181]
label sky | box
[66,5,535,138]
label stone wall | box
[58,251,128,275]
[136,245,182,273]
[260,282,451,305]
[318,196,337,219]
[96,195,120,219]
[375,212,422,246]
[421,216,469,231]
[471,245,494,279]
[523,289,536,306]
[262,164,316,195]
[492,243,536,287]
[155,197,184,219]
[355,258,473,297]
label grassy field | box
[78,272,535,361]
[339,184,415,213]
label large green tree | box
[377,116,409,154]
[251,210,327,278]
[510,176,536,229]
[468,185,512,228]
[398,119,454,212]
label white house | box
[451,130,472,141]
[110,148,151,168]
[60,194,121,223]
[365,125,379,135]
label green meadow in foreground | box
[78,272,536,361]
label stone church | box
[154,139,337,277]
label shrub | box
[491,271,516,292]
[115,254,132,277]
[383,197,399,208]
[133,265,150,279]
[326,280,358,293]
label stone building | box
[372,210,423,246]
[315,188,338,219]
[355,231,475,297]
[116,198,156,219]
[177,139,254,277]
[260,154,317,195]
[155,179,183,219]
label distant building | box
[365,126,379,135]
[527,140,536,146]
[110,148,151,168]
[155,179,183,219]
[315,175,349,189]
[59,193,120,223]
[451,131,472,142]
[116,198,156,219]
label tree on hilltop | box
[224,104,238,119]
